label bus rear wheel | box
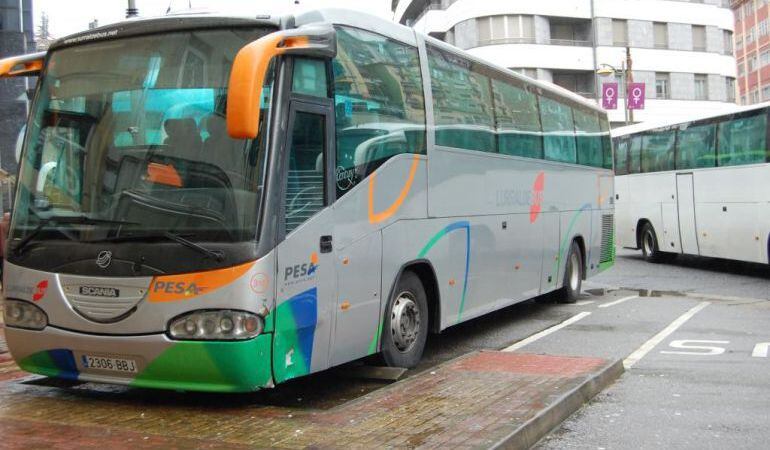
[559,241,583,304]
[381,271,429,369]
[640,223,675,263]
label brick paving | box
[0,318,612,449]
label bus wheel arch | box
[635,219,652,250]
[558,238,584,304]
[572,234,587,280]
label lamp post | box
[597,47,634,125]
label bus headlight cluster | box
[3,300,48,330]
[167,310,264,341]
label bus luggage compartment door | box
[676,173,699,255]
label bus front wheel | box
[381,271,429,369]
[559,241,583,304]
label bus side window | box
[615,139,629,175]
[332,27,426,199]
[540,96,577,164]
[717,113,767,167]
[676,123,716,169]
[292,58,328,98]
[629,136,642,174]
[574,107,603,168]
[428,46,496,154]
[492,78,542,159]
[285,111,326,235]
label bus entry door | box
[676,173,699,255]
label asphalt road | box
[3,247,768,448]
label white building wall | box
[394,0,739,126]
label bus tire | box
[640,223,674,263]
[381,271,429,369]
[558,241,583,304]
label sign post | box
[627,82,646,110]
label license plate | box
[79,354,138,374]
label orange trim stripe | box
[368,154,421,224]
[148,261,254,303]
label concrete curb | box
[491,358,625,450]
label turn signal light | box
[3,300,48,330]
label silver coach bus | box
[0,9,614,392]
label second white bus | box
[613,104,770,265]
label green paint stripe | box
[418,228,448,259]
[367,319,384,355]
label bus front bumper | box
[4,326,274,393]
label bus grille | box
[600,214,615,263]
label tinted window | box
[333,27,426,198]
[642,130,676,172]
[540,96,577,163]
[286,111,326,234]
[492,78,542,158]
[574,108,603,167]
[428,46,496,152]
[615,138,629,175]
[717,113,767,166]
[293,58,328,97]
[676,123,716,169]
[629,136,642,174]
[599,115,613,169]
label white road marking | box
[575,300,595,306]
[660,340,729,356]
[502,312,591,352]
[752,342,770,358]
[598,295,639,308]
[623,302,710,369]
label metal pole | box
[626,46,634,124]
[621,63,629,126]
[126,0,139,18]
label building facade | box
[0,0,34,211]
[393,0,738,126]
[732,0,770,104]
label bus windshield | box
[11,28,273,248]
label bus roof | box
[611,102,766,138]
[47,8,605,114]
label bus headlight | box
[167,310,264,341]
[3,300,48,330]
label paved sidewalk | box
[0,319,619,449]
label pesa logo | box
[284,252,319,282]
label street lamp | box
[597,47,634,125]
[596,63,629,125]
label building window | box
[726,77,736,103]
[612,19,628,46]
[694,74,708,100]
[746,27,755,44]
[738,61,746,76]
[762,50,770,67]
[723,30,733,55]
[750,89,760,103]
[655,73,671,99]
[760,20,769,37]
[748,55,758,71]
[763,85,770,101]
[692,25,707,51]
[477,15,535,45]
[654,22,668,49]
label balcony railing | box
[477,37,592,47]
[548,38,592,47]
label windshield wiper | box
[13,215,138,256]
[88,231,225,262]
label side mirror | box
[0,52,46,78]
[227,24,336,139]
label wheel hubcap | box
[644,232,654,255]
[391,292,420,353]
[569,252,580,291]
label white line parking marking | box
[502,312,591,352]
[661,340,729,356]
[575,300,595,306]
[752,342,770,358]
[598,295,639,309]
[623,302,710,369]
